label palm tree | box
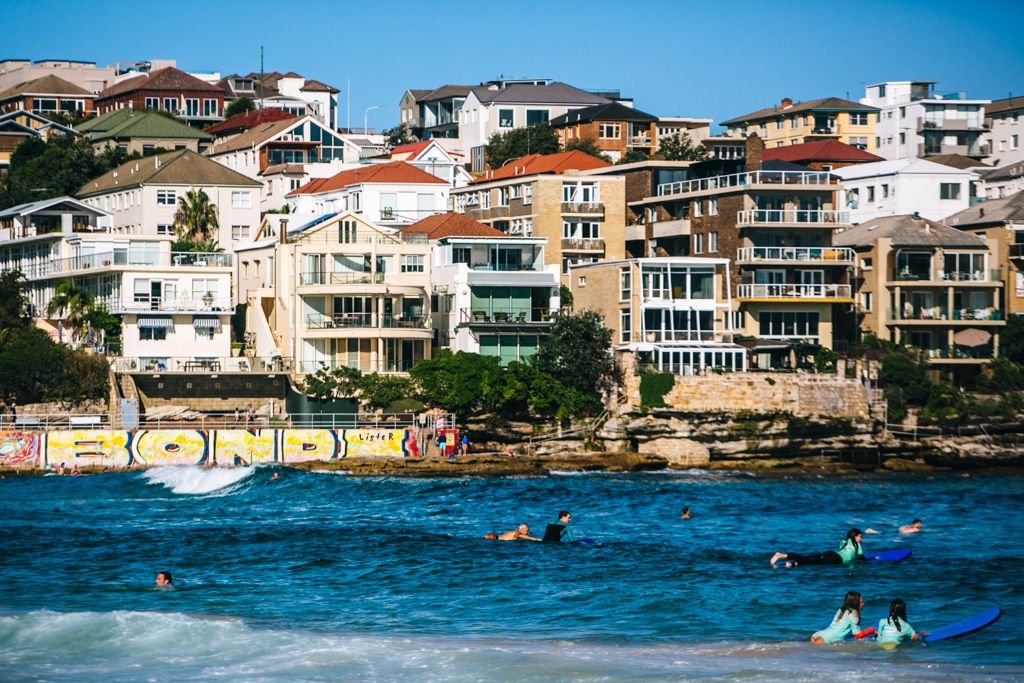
[46,280,94,344]
[173,187,219,245]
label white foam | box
[141,466,255,495]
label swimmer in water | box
[681,506,691,520]
[155,571,174,589]
[497,523,541,541]
[899,519,923,534]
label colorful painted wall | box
[0,428,420,469]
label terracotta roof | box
[550,101,657,126]
[388,140,433,158]
[475,150,610,183]
[0,74,91,100]
[922,154,989,170]
[833,214,986,248]
[722,97,878,126]
[300,79,339,93]
[77,149,259,197]
[762,139,883,163]
[985,96,1024,116]
[208,116,303,154]
[204,107,296,134]
[398,212,507,239]
[288,161,446,195]
[945,190,1024,227]
[98,67,223,99]
[261,162,306,176]
[289,177,330,195]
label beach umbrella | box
[953,328,991,347]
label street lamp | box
[364,104,384,134]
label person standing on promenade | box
[543,511,577,543]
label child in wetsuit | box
[812,591,865,644]
[770,528,865,567]
[876,599,921,647]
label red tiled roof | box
[99,66,223,98]
[300,79,339,93]
[288,161,446,195]
[388,140,433,158]
[288,177,330,196]
[475,150,610,183]
[399,212,507,239]
[204,107,297,134]
[762,139,883,163]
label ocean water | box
[1,467,1022,682]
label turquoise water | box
[1,468,1022,681]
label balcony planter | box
[202,292,214,306]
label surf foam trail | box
[141,466,255,495]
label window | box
[850,136,868,150]
[139,326,167,341]
[510,184,521,199]
[231,191,252,208]
[1013,134,1020,150]
[708,231,718,252]
[867,186,876,203]
[620,267,631,301]
[561,254,598,274]
[620,310,631,343]
[899,132,906,145]
[338,219,357,243]
[758,311,820,338]
[691,199,702,218]
[598,123,621,139]
[899,106,906,119]
[195,326,215,341]
[523,217,533,236]
[497,187,509,206]
[157,224,173,235]
[162,97,177,113]
[184,98,199,117]
[562,182,598,203]
[142,144,155,155]
[145,97,159,110]
[379,192,397,219]
[562,220,600,239]
[526,109,549,125]
[940,183,961,200]
[881,184,890,199]
[157,190,176,205]
[232,225,249,241]
[203,99,218,117]
[708,198,718,216]
[850,112,868,126]
[776,118,783,130]
[861,292,873,311]
[577,276,587,286]
[693,233,704,254]
[498,109,514,127]
[401,255,424,272]
[523,184,533,204]
[479,190,490,209]
[790,117,797,129]
[453,247,470,264]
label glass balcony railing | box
[656,170,836,196]
[736,209,849,225]
[737,283,852,299]
[736,246,854,263]
[299,272,386,286]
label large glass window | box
[758,312,820,338]
[498,109,514,127]
[620,267,631,301]
[526,109,549,125]
[940,183,962,200]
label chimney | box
[279,219,288,244]
[744,133,764,172]
[912,211,921,220]
[780,97,793,109]
[979,207,985,217]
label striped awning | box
[138,317,173,329]
[193,317,222,330]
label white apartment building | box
[985,96,1024,167]
[76,150,261,248]
[286,161,449,228]
[0,196,234,365]
[861,81,989,160]
[656,117,713,144]
[832,158,977,223]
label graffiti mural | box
[132,430,208,466]
[212,430,276,466]
[0,432,42,468]
[281,429,340,464]
[342,428,420,458]
[46,430,132,468]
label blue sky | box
[5,0,1023,132]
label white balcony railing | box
[735,246,855,263]
[736,209,849,225]
[656,170,836,196]
[737,283,852,299]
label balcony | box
[627,136,653,147]
[461,307,554,325]
[656,170,836,197]
[125,296,233,313]
[18,249,160,279]
[917,118,987,132]
[305,312,430,330]
[737,283,852,300]
[560,202,605,217]
[112,355,291,374]
[561,237,605,252]
[889,269,1001,283]
[170,252,233,267]
[736,246,854,264]
[464,205,512,221]
[888,307,1004,323]
[736,209,849,226]
[299,272,386,286]
[641,329,718,343]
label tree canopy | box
[225,97,256,118]
[485,124,559,169]
[173,188,220,243]
[384,123,416,148]
[656,132,710,161]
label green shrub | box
[639,373,675,410]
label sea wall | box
[0,427,421,470]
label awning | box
[193,317,222,330]
[953,328,992,347]
[138,317,173,329]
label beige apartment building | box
[236,212,433,374]
[721,97,879,153]
[834,214,1004,377]
[451,150,626,279]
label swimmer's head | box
[155,571,173,587]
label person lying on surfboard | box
[542,510,577,543]
[495,523,541,541]
[875,599,926,647]
[812,591,866,644]
[770,528,865,567]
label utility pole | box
[347,79,351,133]
[259,46,264,110]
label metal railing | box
[737,283,852,299]
[560,202,605,214]
[888,307,1002,322]
[640,329,718,342]
[736,246,854,263]
[561,237,605,250]
[890,269,1001,282]
[461,307,554,324]
[296,359,419,374]
[17,249,161,279]
[111,356,293,373]
[736,209,849,225]
[656,170,836,196]
[125,296,233,312]
[0,411,457,431]
[305,312,430,329]
[170,252,233,267]
[299,272,386,286]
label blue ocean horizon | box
[1,468,1021,681]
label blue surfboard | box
[862,548,912,562]
[574,538,597,546]
[924,607,1002,642]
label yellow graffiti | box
[281,429,338,463]
[213,430,275,466]
[46,430,131,467]
[133,430,207,466]
[342,429,414,458]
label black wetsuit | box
[542,523,564,543]
[786,550,843,565]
